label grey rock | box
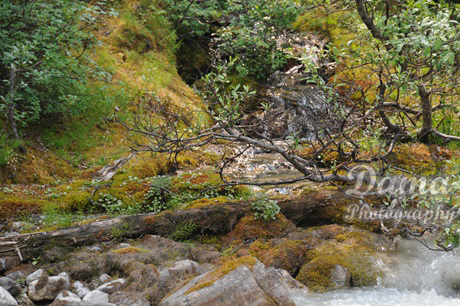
[50,290,81,305]
[5,271,24,282]
[252,261,297,305]
[117,243,131,249]
[26,270,43,286]
[82,290,109,304]
[98,274,112,285]
[160,261,297,306]
[0,277,21,296]
[330,265,351,289]
[28,272,70,301]
[70,281,90,299]
[96,279,125,294]
[0,286,18,306]
[109,292,150,306]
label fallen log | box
[0,202,248,268]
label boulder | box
[49,290,81,305]
[160,259,298,306]
[26,270,43,286]
[70,281,90,299]
[0,286,18,306]
[82,290,109,304]
[28,272,70,301]
[0,277,21,296]
[97,279,125,294]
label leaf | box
[423,46,431,57]
[433,38,443,50]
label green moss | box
[297,228,383,292]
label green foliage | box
[143,176,175,213]
[199,60,256,125]
[163,0,300,80]
[42,203,74,228]
[97,193,125,216]
[0,0,115,131]
[250,196,280,221]
[168,221,198,241]
[0,133,20,167]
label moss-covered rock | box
[296,228,385,292]
[225,213,296,244]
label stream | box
[291,238,460,305]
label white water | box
[292,238,460,305]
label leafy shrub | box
[251,196,280,221]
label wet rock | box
[96,279,125,294]
[82,289,109,304]
[0,277,21,296]
[70,281,90,299]
[49,290,81,305]
[160,259,297,306]
[0,286,18,306]
[26,270,43,286]
[330,265,351,289]
[28,272,70,301]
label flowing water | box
[292,238,460,305]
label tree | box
[121,0,460,250]
[0,0,114,140]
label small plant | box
[251,196,280,221]
[98,193,124,216]
[143,176,174,213]
[168,222,198,241]
[111,221,132,238]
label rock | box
[110,291,150,306]
[28,272,70,301]
[252,261,298,305]
[330,265,351,289]
[82,290,109,304]
[98,274,112,285]
[26,270,44,285]
[70,281,90,299]
[5,271,25,282]
[0,286,18,306]
[160,259,297,306]
[0,277,21,296]
[117,243,131,249]
[149,260,205,303]
[49,290,81,305]
[15,293,36,306]
[0,257,21,273]
[96,279,125,294]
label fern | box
[169,222,198,241]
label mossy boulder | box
[296,228,385,292]
[249,239,315,276]
[225,213,297,244]
[296,256,350,292]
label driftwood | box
[0,203,248,266]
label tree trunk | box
[417,85,432,141]
[8,68,19,140]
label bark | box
[355,0,389,42]
[7,68,19,140]
[417,85,432,141]
[0,203,247,263]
